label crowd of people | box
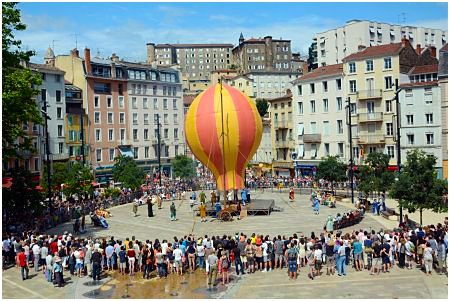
[3,217,447,289]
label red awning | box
[387,166,399,171]
[2,178,12,189]
[35,185,43,191]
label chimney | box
[110,62,116,79]
[111,53,119,62]
[146,43,155,64]
[84,48,91,75]
[358,45,366,51]
[401,37,410,48]
[415,44,422,55]
[71,48,79,58]
[429,46,437,58]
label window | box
[369,147,377,154]
[58,142,64,154]
[109,149,115,161]
[323,121,330,135]
[41,89,47,102]
[406,115,414,125]
[164,146,169,157]
[323,99,329,112]
[133,129,138,141]
[297,85,302,96]
[175,145,179,156]
[134,147,138,159]
[119,112,125,124]
[107,112,113,124]
[94,96,100,108]
[132,97,137,109]
[336,97,342,111]
[153,85,157,95]
[387,146,395,158]
[336,79,342,90]
[349,80,357,93]
[144,129,149,140]
[366,60,374,71]
[107,97,112,108]
[353,147,360,159]
[298,102,303,114]
[426,133,434,145]
[119,96,124,108]
[424,92,432,104]
[310,100,316,113]
[164,128,169,139]
[386,123,393,136]
[56,90,61,102]
[94,112,100,124]
[311,144,317,158]
[93,82,111,93]
[133,113,138,125]
[337,120,343,134]
[55,74,61,82]
[164,114,168,124]
[174,128,178,139]
[120,128,125,141]
[173,114,178,124]
[426,113,433,124]
[173,99,177,109]
[385,100,392,112]
[349,62,356,73]
[324,143,330,156]
[407,134,414,145]
[96,149,102,162]
[163,99,168,110]
[144,147,149,159]
[95,129,101,142]
[338,143,344,157]
[322,81,328,92]
[144,114,149,125]
[153,98,158,109]
[57,107,62,119]
[143,98,148,109]
[57,125,63,137]
[384,57,392,69]
[108,129,114,141]
[163,86,167,95]
[69,130,76,141]
[309,83,315,94]
[310,122,317,134]
[384,76,393,90]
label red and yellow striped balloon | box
[185,84,262,191]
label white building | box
[250,118,273,164]
[291,63,349,176]
[399,64,443,177]
[314,19,448,66]
[247,71,300,99]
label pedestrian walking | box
[170,202,177,221]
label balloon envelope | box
[185,84,262,191]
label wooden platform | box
[196,199,275,216]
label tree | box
[63,162,95,197]
[316,155,347,192]
[390,149,447,225]
[2,2,43,162]
[112,155,145,190]
[256,99,269,117]
[357,152,394,197]
[172,155,195,178]
[41,162,70,193]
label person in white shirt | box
[314,247,323,277]
[261,241,268,272]
[173,247,183,275]
[31,241,41,272]
[161,240,168,255]
[197,244,205,269]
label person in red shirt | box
[127,242,136,276]
[17,248,29,280]
[49,237,58,255]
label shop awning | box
[273,162,293,169]
[118,146,134,158]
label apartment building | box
[123,60,183,175]
[268,90,294,177]
[210,69,239,85]
[248,71,300,100]
[292,63,349,176]
[342,38,438,166]
[232,34,293,74]
[314,19,448,66]
[399,64,443,178]
[65,83,88,162]
[146,42,233,92]
[439,43,448,179]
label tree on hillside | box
[256,99,269,117]
[316,155,347,192]
[112,155,145,190]
[2,2,43,162]
[390,149,447,225]
[172,155,195,179]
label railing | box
[357,112,384,122]
[357,134,386,144]
[303,133,322,143]
[274,120,292,129]
[357,89,382,99]
[276,140,294,148]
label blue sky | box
[16,2,448,63]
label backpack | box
[221,257,229,269]
[288,249,297,261]
[267,243,273,254]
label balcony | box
[358,112,384,123]
[357,133,386,144]
[357,89,382,100]
[275,140,294,149]
[303,133,322,143]
[274,120,292,129]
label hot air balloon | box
[185,83,262,191]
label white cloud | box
[157,5,197,24]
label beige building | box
[439,43,448,179]
[210,69,238,85]
[314,19,448,66]
[146,43,233,92]
[232,33,293,74]
[268,90,294,177]
[222,75,254,100]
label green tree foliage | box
[41,162,70,193]
[112,155,145,190]
[2,2,43,161]
[256,99,269,117]
[316,155,347,191]
[390,149,448,225]
[357,152,394,197]
[172,155,195,179]
[63,162,95,197]
[3,167,45,226]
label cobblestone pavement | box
[2,190,448,298]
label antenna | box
[52,40,58,51]
[71,34,80,49]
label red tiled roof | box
[400,80,438,88]
[294,63,343,82]
[343,43,403,62]
[155,43,233,48]
[409,64,438,75]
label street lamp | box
[40,107,53,212]
[345,97,355,204]
[393,79,403,224]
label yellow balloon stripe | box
[222,86,240,189]
[245,93,263,169]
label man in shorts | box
[371,241,382,275]
[173,245,183,275]
[245,239,255,273]
[314,245,323,277]
[287,243,298,280]
[274,236,285,269]
[118,246,127,275]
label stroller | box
[90,213,109,229]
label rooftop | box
[293,63,343,82]
[343,42,403,62]
[409,64,438,75]
[28,62,65,73]
[155,43,233,48]
[400,80,439,88]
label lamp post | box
[41,104,52,212]
[394,79,403,224]
[346,97,355,204]
[156,113,162,187]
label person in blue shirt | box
[214,201,222,218]
[352,239,363,271]
[241,189,247,206]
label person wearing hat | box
[53,256,63,287]
[326,215,334,233]
[199,202,207,222]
